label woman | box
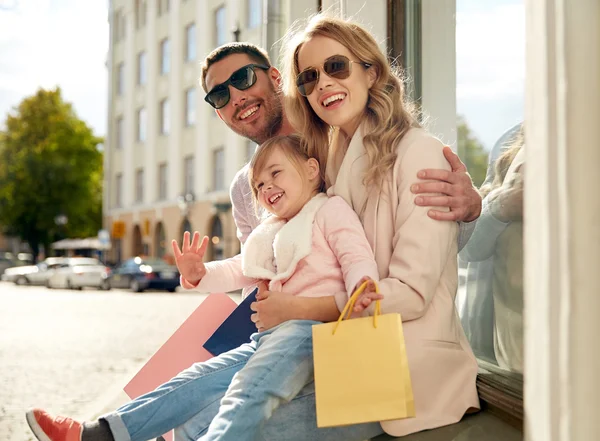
[281,14,480,436]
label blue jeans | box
[102,320,383,441]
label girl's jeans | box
[102,320,383,441]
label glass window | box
[135,169,144,203]
[160,39,170,75]
[158,163,167,200]
[115,173,123,207]
[136,0,147,29]
[160,99,170,135]
[116,117,123,149]
[248,0,261,29]
[137,107,147,142]
[455,0,525,379]
[185,23,196,62]
[184,156,194,195]
[213,148,225,191]
[117,62,124,95]
[215,6,227,47]
[137,51,147,85]
[185,88,196,126]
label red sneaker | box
[26,408,82,441]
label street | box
[0,282,215,441]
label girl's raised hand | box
[171,231,209,285]
[353,276,384,313]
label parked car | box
[0,254,17,276]
[103,257,179,292]
[46,257,111,290]
[2,257,68,285]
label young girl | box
[26,134,382,441]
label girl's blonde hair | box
[281,14,420,189]
[248,134,326,213]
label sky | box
[0,0,108,136]
[0,0,525,150]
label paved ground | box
[0,281,224,441]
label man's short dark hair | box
[200,43,272,92]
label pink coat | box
[185,194,379,300]
[326,126,480,436]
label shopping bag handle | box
[332,280,381,335]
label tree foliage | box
[0,88,103,260]
[457,115,489,188]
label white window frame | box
[116,117,124,149]
[160,99,170,135]
[215,6,227,47]
[185,23,196,62]
[247,0,261,29]
[185,88,196,126]
[160,38,170,75]
[138,51,147,85]
[158,163,167,200]
[137,107,147,142]
[135,169,144,203]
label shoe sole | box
[25,409,54,441]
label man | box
[27,42,482,441]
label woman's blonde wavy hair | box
[281,14,420,189]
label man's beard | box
[231,85,284,145]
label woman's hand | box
[171,231,209,285]
[352,277,384,313]
[250,290,298,332]
[411,146,482,223]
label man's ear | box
[306,157,320,180]
[269,66,283,88]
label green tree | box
[0,88,103,261]
[457,116,489,188]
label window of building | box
[159,99,170,135]
[248,0,261,29]
[137,51,147,85]
[245,140,256,163]
[117,62,125,95]
[453,0,525,422]
[184,156,194,195]
[135,169,144,203]
[116,117,124,149]
[115,173,123,207]
[137,107,147,142]
[215,6,227,47]
[185,23,196,62]
[213,148,225,191]
[135,0,147,29]
[158,0,170,16]
[160,38,170,75]
[185,88,196,126]
[158,163,167,200]
[113,9,126,42]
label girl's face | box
[253,147,320,220]
[297,36,376,138]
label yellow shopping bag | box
[312,281,415,427]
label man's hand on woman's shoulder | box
[410,146,482,223]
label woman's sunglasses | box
[296,54,372,97]
[204,64,270,109]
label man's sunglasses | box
[204,64,270,109]
[296,54,372,97]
